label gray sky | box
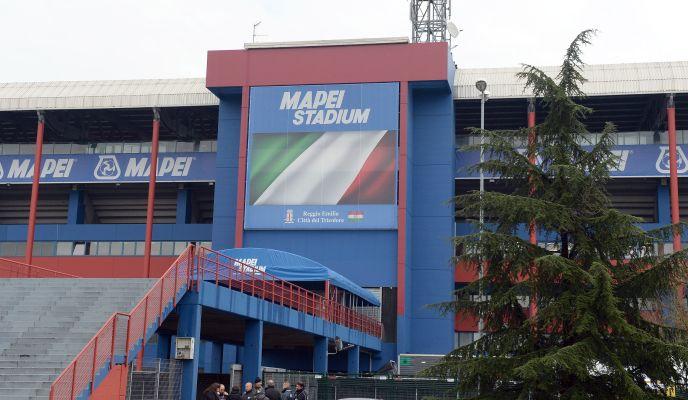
[1,0,686,82]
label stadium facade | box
[1,38,687,367]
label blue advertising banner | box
[456,145,688,178]
[0,152,216,184]
[245,82,400,230]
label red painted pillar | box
[527,99,538,317]
[667,94,681,252]
[235,86,250,248]
[397,81,409,316]
[25,111,45,266]
[143,108,161,278]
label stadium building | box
[1,37,687,399]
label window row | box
[456,130,688,147]
[0,241,212,257]
[0,140,217,156]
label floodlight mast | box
[475,80,489,340]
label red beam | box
[668,94,681,252]
[234,86,250,248]
[397,81,409,316]
[25,111,45,266]
[143,109,161,278]
[527,100,538,317]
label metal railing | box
[0,257,80,278]
[197,247,382,337]
[49,245,194,400]
[49,244,381,399]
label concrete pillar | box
[313,336,328,373]
[178,292,202,400]
[243,319,263,386]
[347,345,360,375]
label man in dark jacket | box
[264,380,281,400]
[294,382,307,400]
[281,381,294,400]
[242,382,254,400]
[228,386,242,400]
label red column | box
[25,111,45,266]
[234,86,250,248]
[527,99,538,317]
[397,81,409,316]
[668,94,681,252]
[143,108,161,278]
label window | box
[0,242,17,257]
[135,242,146,256]
[150,241,161,256]
[122,242,136,256]
[110,242,123,256]
[53,143,72,154]
[173,242,187,255]
[73,242,87,255]
[161,242,174,256]
[56,242,73,256]
[123,143,140,153]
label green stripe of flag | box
[249,132,322,204]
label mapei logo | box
[610,150,631,172]
[655,146,688,174]
[94,155,121,180]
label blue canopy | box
[217,248,380,306]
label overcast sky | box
[1,0,686,82]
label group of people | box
[202,378,308,400]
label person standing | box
[264,380,281,400]
[202,383,221,400]
[294,382,307,400]
[280,381,294,400]
[242,382,255,400]
[228,386,243,400]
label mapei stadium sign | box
[245,83,400,230]
[0,152,216,184]
[455,145,688,178]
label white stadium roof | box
[455,61,688,99]
[0,61,686,111]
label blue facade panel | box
[408,87,455,354]
[212,95,242,249]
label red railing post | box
[173,262,179,305]
[159,274,165,326]
[70,363,77,399]
[90,336,99,393]
[110,317,118,370]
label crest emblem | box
[655,146,688,174]
[94,155,121,180]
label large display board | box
[245,83,399,229]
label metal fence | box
[127,359,183,400]
[263,372,459,400]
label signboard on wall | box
[0,152,216,184]
[455,145,688,178]
[245,82,399,229]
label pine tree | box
[426,30,688,399]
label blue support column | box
[658,181,671,225]
[347,346,360,375]
[157,333,171,359]
[67,189,84,224]
[243,319,263,386]
[178,292,202,400]
[313,336,328,373]
[177,188,191,224]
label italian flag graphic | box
[249,130,396,205]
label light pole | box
[475,80,488,339]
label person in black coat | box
[201,383,221,400]
[228,385,242,400]
[264,380,281,400]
